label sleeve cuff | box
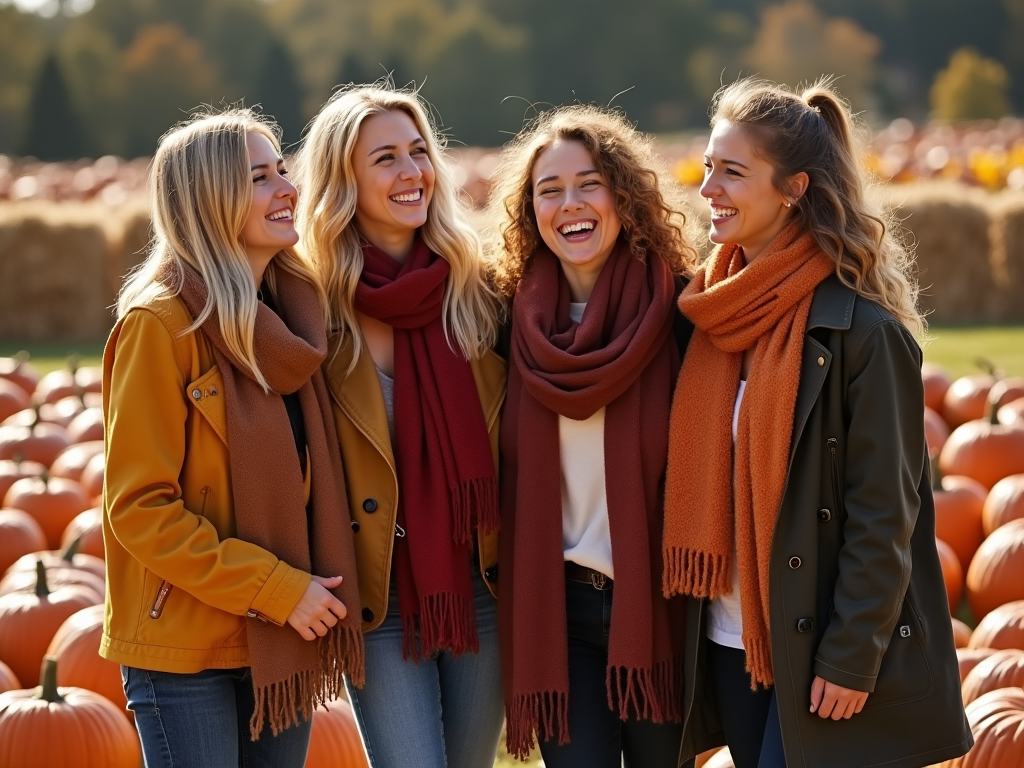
[813,657,877,693]
[249,561,311,627]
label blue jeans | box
[122,665,312,768]
[345,571,504,768]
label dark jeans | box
[538,577,688,768]
[122,665,312,768]
[707,641,787,768]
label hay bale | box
[990,192,1024,322]
[874,183,997,323]
[107,202,151,299]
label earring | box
[785,202,792,208]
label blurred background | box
[0,0,1022,376]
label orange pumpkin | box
[0,562,99,689]
[961,648,1024,704]
[939,409,1024,490]
[0,567,104,602]
[942,374,994,429]
[924,407,950,458]
[0,509,47,575]
[304,697,369,768]
[46,605,127,718]
[3,475,90,549]
[952,617,973,648]
[998,396,1024,426]
[956,647,998,682]
[0,353,39,398]
[966,518,1024,620]
[935,687,1024,767]
[0,660,19,694]
[988,378,1024,415]
[0,458,45,504]
[66,408,103,445]
[0,657,141,768]
[983,474,1024,536]
[79,453,104,505]
[936,538,963,611]
[0,379,30,425]
[7,538,106,581]
[60,509,104,561]
[34,396,86,429]
[970,600,1024,651]
[922,363,952,414]
[932,463,988,573]
[0,411,70,469]
[35,360,103,405]
[49,441,105,484]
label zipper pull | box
[149,580,172,619]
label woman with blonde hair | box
[488,104,697,768]
[293,84,505,768]
[102,108,364,768]
[664,78,971,768]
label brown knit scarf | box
[355,236,498,660]
[500,242,686,759]
[662,224,833,689]
[174,263,365,738]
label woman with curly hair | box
[664,78,971,768]
[293,85,505,768]
[488,104,698,768]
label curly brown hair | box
[486,104,698,297]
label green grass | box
[0,340,106,376]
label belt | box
[565,561,612,590]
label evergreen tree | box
[21,53,90,160]
[255,38,307,149]
[333,53,375,89]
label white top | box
[707,379,747,649]
[560,302,614,579]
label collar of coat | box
[807,274,856,331]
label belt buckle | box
[590,571,609,590]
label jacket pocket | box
[862,595,933,710]
[827,437,846,519]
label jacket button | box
[362,498,378,513]
[818,508,832,522]
[191,389,202,400]
[350,520,360,533]
[789,556,802,569]
[816,356,825,367]
[484,565,498,583]
[797,617,814,633]
[361,607,374,622]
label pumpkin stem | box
[13,350,30,368]
[61,535,82,561]
[975,357,1001,378]
[34,559,50,598]
[30,403,42,432]
[66,353,80,379]
[40,469,50,490]
[34,657,64,704]
[930,456,943,492]
[11,452,24,467]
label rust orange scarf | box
[663,224,832,688]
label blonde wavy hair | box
[117,108,326,391]
[292,85,499,371]
[710,78,925,337]
[486,104,699,297]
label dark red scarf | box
[355,235,498,659]
[499,243,686,759]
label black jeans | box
[707,641,787,768]
[538,577,689,768]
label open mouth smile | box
[389,189,423,204]
[558,220,596,241]
[710,204,737,219]
[265,208,293,222]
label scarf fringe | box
[249,623,364,740]
[662,547,730,599]
[744,633,774,690]
[402,591,479,661]
[605,655,685,724]
[506,691,569,761]
[451,476,500,544]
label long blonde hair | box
[486,104,698,297]
[293,84,499,371]
[711,78,925,337]
[117,108,326,391]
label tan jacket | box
[100,296,311,673]
[323,333,506,632]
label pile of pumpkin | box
[0,354,368,768]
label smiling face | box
[239,130,298,275]
[352,109,435,256]
[531,139,621,301]
[700,120,801,263]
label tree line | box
[0,0,1019,160]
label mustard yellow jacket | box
[100,296,312,673]
[323,333,506,631]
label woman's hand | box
[809,675,869,720]
[286,575,348,641]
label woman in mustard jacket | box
[293,85,505,768]
[102,109,363,768]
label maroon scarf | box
[355,236,498,659]
[499,243,686,759]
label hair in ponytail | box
[710,78,924,337]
